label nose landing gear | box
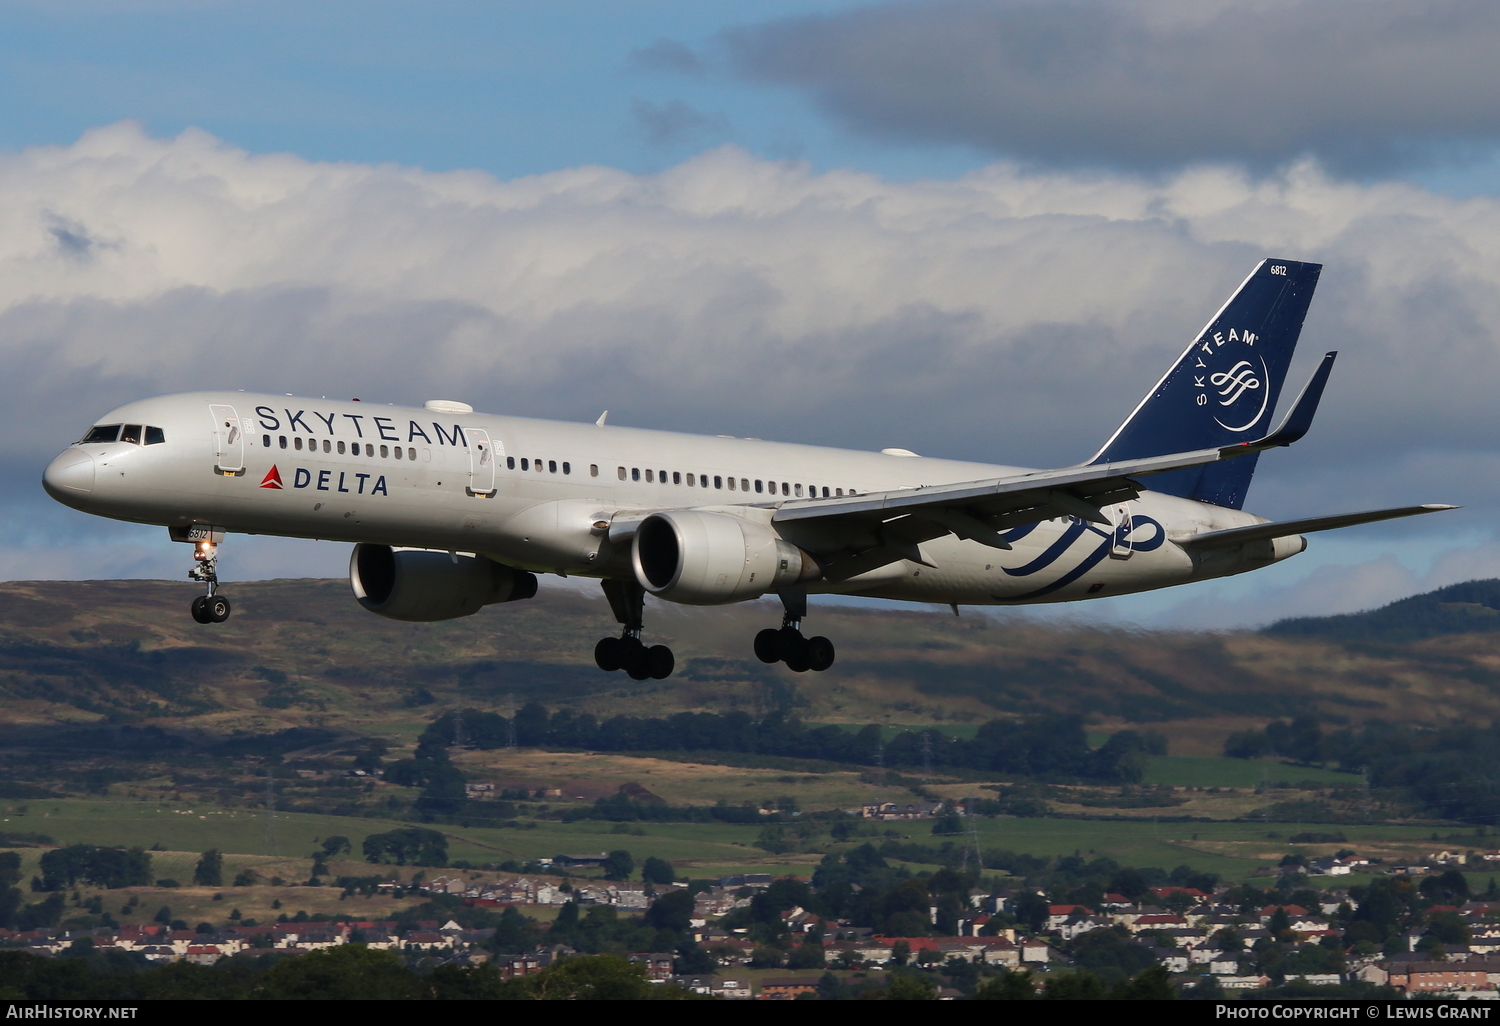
[754,589,834,672]
[187,540,231,624]
[593,579,674,680]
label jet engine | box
[350,544,537,622]
[632,510,819,605]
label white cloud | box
[4,122,1498,626]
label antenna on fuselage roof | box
[595,411,608,427]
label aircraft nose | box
[43,448,95,501]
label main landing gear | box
[754,589,835,673]
[187,540,231,624]
[594,579,674,681]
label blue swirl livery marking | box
[994,515,1165,600]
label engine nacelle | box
[350,544,538,622]
[632,510,818,605]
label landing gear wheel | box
[646,645,675,680]
[754,628,783,664]
[806,636,835,672]
[621,638,651,681]
[595,637,624,672]
[206,596,231,623]
[190,596,211,624]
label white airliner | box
[44,259,1451,680]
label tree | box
[525,954,680,1000]
[192,850,222,888]
[883,973,938,1000]
[362,828,447,867]
[643,889,694,933]
[320,836,351,859]
[254,944,422,1000]
[0,852,21,930]
[973,970,1037,999]
[786,942,826,969]
[641,856,675,885]
[602,850,634,882]
[1043,971,1109,999]
[1113,965,1177,999]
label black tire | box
[190,596,211,624]
[779,626,808,666]
[207,596,231,623]
[646,645,675,680]
[784,650,811,673]
[621,639,651,680]
[595,636,623,672]
[753,628,783,663]
[806,636,835,672]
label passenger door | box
[466,427,498,497]
[209,403,245,476]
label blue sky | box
[0,1,979,181]
[8,0,1500,630]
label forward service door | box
[209,404,245,476]
[466,427,498,497]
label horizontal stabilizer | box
[1179,504,1458,550]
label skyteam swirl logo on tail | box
[1193,327,1270,433]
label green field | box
[1140,756,1364,788]
[6,796,1470,887]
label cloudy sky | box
[7,0,1500,630]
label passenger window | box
[645,469,654,483]
[336,441,345,454]
[521,458,529,470]
[262,434,271,448]
[632,468,640,481]
[822,487,829,497]
[781,482,789,496]
[672,471,681,484]
[741,479,749,492]
[279,436,287,449]
[659,470,666,484]
[535,459,543,472]
[507,457,515,469]
[379,444,388,458]
[794,483,802,497]
[563,462,570,474]
[146,426,166,445]
[754,480,763,493]
[617,467,626,480]
[714,476,722,489]
[121,425,142,444]
[590,464,598,477]
[727,477,736,491]
[80,425,120,443]
[394,446,403,460]
[686,473,695,486]
[836,488,843,496]
[549,460,557,473]
[323,440,331,453]
[408,447,416,460]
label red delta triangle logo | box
[259,466,284,490]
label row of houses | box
[0,918,492,964]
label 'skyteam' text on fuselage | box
[43,260,1453,680]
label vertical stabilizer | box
[1090,259,1322,509]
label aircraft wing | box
[769,355,1342,581]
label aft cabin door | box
[209,404,245,476]
[466,428,498,497]
[1109,502,1133,560]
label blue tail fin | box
[1089,258,1322,509]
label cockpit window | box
[80,425,120,444]
[120,425,142,445]
[144,426,165,445]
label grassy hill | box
[7,578,1500,755]
[1266,578,1500,643]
